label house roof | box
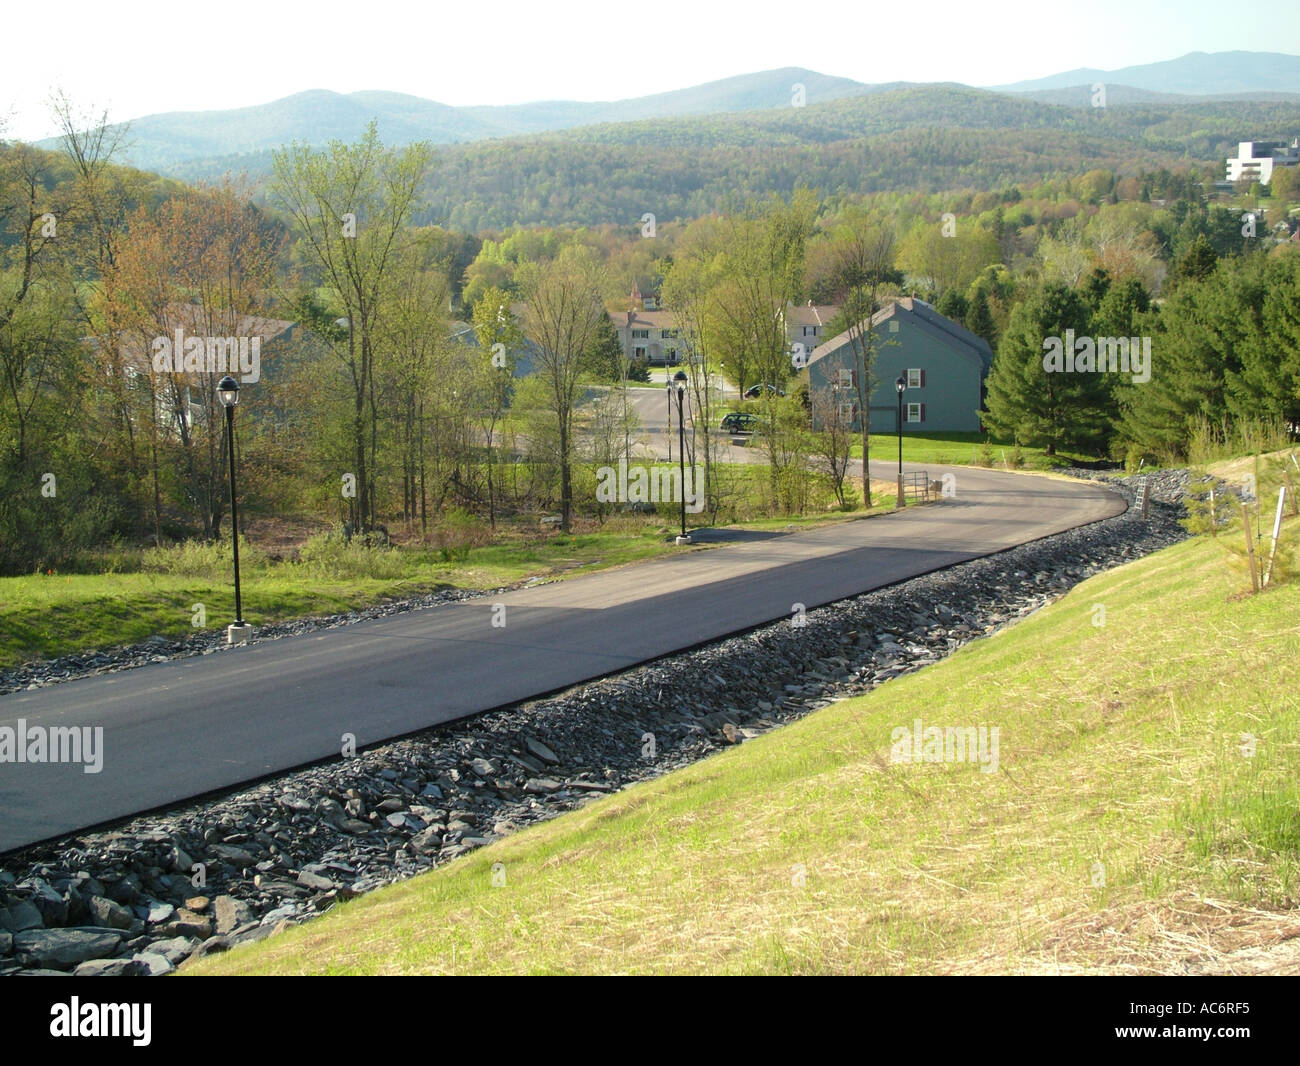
[114,303,298,368]
[807,297,992,373]
[615,308,679,329]
[783,303,839,329]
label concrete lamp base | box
[227,623,254,645]
[675,534,693,546]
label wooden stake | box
[1264,486,1287,587]
[1243,504,1259,593]
[1283,469,1299,516]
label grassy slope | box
[188,530,1300,975]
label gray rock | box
[0,931,11,955]
[133,952,173,976]
[296,871,333,892]
[192,935,230,959]
[524,737,560,765]
[73,957,149,977]
[88,896,133,930]
[408,828,443,855]
[209,844,256,866]
[469,757,496,777]
[137,900,174,925]
[154,910,212,939]
[524,777,563,793]
[212,896,254,936]
[3,900,43,932]
[14,928,123,970]
[148,936,198,965]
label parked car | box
[743,383,786,399]
[720,412,761,434]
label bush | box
[142,537,266,579]
[297,534,406,580]
[432,508,493,562]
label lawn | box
[187,528,1300,975]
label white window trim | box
[906,402,922,423]
[907,368,922,388]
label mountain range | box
[34,52,1300,179]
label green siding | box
[807,311,986,433]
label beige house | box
[611,293,840,369]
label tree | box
[710,191,818,507]
[470,286,523,527]
[965,286,997,348]
[819,206,898,506]
[981,282,1110,455]
[518,245,607,533]
[272,122,434,533]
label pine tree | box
[981,282,1110,455]
[965,287,997,349]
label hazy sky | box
[4,0,1299,141]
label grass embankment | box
[188,530,1300,975]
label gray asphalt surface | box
[0,464,1124,853]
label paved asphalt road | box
[0,465,1125,853]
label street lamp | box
[895,376,906,510]
[666,373,672,462]
[673,369,690,544]
[217,376,251,644]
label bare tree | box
[518,246,606,533]
[822,208,898,507]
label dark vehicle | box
[720,412,761,434]
[743,383,786,399]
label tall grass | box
[1187,415,1294,466]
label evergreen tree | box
[934,288,969,325]
[965,286,997,349]
[981,282,1109,455]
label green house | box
[803,298,992,433]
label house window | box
[838,402,857,424]
[632,329,650,339]
[661,329,678,339]
[634,347,647,360]
[889,320,900,333]
[906,402,924,423]
[836,368,854,388]
[803,325,817,337]
[906,368,924,388]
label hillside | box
[144,85,1300,230]
[186,531,1300,975]
[992,49,1300,95]
[47,67,879,176]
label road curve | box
[0,465,1124,853]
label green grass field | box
[850,431,1100,470]
[187,527,1300,975]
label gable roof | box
[807,297,992,373]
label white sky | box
[3,0,1299,141]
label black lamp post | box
[673,369,690,543]
[895,376,906,510]
[665,373,672,462]
[217,376,250,643]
